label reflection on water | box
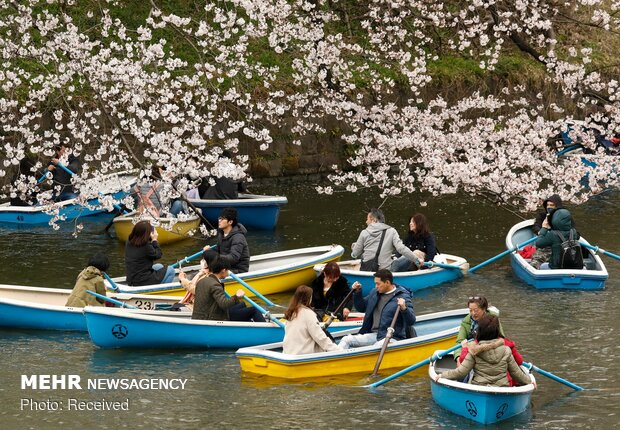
[1,184,619,428]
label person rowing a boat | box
[435,315,534,388]
[351,208,420,272]
[48,144,81,202]
[530,194,562,269]
[65,252,110,307]
[338,269,416,350]
[210,207,250,273]
[192,257,265,322]
[535,207,582,270]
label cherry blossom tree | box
[0,0,618,223]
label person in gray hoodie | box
[351,208,420,271]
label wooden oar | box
[228,271,282,308]
[364,343,462,388]
[86,290,137,309]
[579,242,620,262]
[423,261,468,274]
[223,289,285,329]
[523,362,584,391]
[323,288,355,329]
[370,308,401,377]
[469,236,538,273]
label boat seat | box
[434,355,457,373]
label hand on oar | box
[580,242,620,262]
[323,288,355,329]
[523,362,584,391]
[86,290,137,309]
[222,288,285,328]
[370,304,402,377]
[469,236,538,273]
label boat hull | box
[113,213,201,245]
[0,284,181,331]
[110,245,345,297]
[506,220,607,290]
[317,255,468,295]
[189,194,287,230]
[236,309,467,379]
[429,357,535,424]
[84,307,363,349]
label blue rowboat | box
[83,306,364,349]
[108,245,345,297]
[506,219,607,290]
[0,284,182,331]
[314,254,468,296]
[0,173,136,227]
[429,354,536,424]
[188,193,287,230]
[235,309,468,379]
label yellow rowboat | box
[107,245,345,297]
[235,308,468,380]
[113,212,201,245]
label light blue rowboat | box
[188,193,287,230]
[506,219,607,290]
[0,173,136,226]
[314,254,468,296]
[0,284,182,331]
[429,354,536,425]
[83,306,364,349]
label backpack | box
[553,229,584,269]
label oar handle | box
[523,361,584,391]
[228,271,277,308]
[323,288,355,329]
[469,236,537,273]
[171,245,218,269]
[86,290,137,309]
[103,272,119,291]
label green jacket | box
[454,309,504,360]
[65,266,106,307]
[192,274,240,320]
[535,208,580,269]
[440,339,532,387]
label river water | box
[1,183,618,429]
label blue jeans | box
[170,200,187,216]
[153,263,176,284]
[391,255,415,272]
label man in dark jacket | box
[531,194,563,269]
[214,207,250,273]
[192,258,245,320]
[535,208,581,269]
[338,269,416,349]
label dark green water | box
[1,183,619,429]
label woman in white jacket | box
[282,285,340,355]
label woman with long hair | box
[124,220,175,286]
[282,285,340,355]
[310,262,352,321]
[391,212,437,272]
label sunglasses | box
[468,296,481,300]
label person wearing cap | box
[453,295,503,362]
[209,207,250,273]
[530,194,564,269]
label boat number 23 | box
[133,300,154,310]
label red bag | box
[518,245,536,259]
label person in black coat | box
[213,207,250,273]
[530,194,564,269]
[311,262,353,321]
[392,213,437,272]
[125,221,175,286]
[48,144,81,201]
